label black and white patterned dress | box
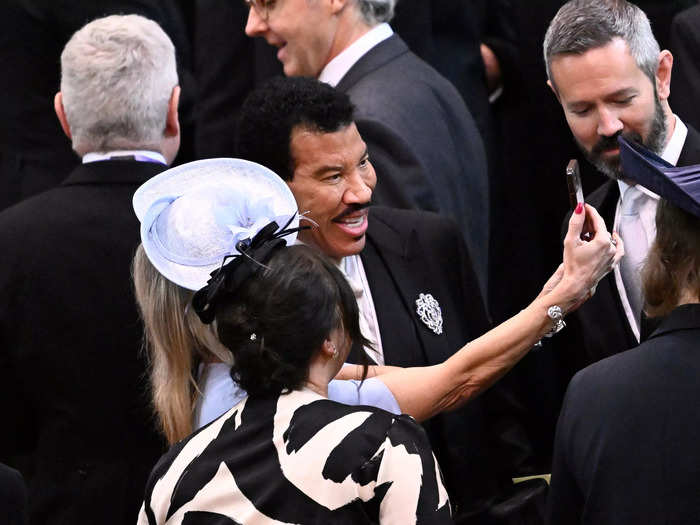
[138,388,451,524]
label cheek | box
[566,116,597,147]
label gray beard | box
[579,97,668,180]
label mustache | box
[333,202,371,221]
[591,131,643,157]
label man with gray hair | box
[244,0,491,299]
[0,14,179,524]
[543,0,700,372]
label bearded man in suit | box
[0,14,180,524]
[237,75,547,525]
[544,0,700,373]
[243,0,490,301]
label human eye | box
[323,173,342,183]
[570,106,591,116]
[358,154,370,169]
[614,96,635,106]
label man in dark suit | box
[243,0,490,300]
[543,0,700,372]
[0,0,195,212]
[237,76,546,525]
[669,3,700,131]
[0,14,180,524]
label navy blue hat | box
[618,135,700,218]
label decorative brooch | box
[415,293,443,335]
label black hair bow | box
[191,214,307,324]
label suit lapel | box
[361,212,452,367]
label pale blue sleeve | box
[328,377,401,415]
[193,363,247,430]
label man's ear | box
[165,85,180,138]
[656,50,673,100]
[328,0,349,15]
[54,92,72,139]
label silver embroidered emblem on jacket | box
[415,293,443,335]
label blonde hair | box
[132,245,232,444]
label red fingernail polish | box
[575,202,584,215]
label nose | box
[343,172,373,204]
[597,106,624,137]
[245,6,266,36]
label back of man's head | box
[354,0,397,25]
[544,0,660,89]
[236,77,355,181]
[59,14,178,155]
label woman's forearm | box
[378,280,579,421]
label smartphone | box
[566,159,593,240]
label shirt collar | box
[617,115,687,200]
[82,150,167,165]
[318,23,393,87]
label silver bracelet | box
[534,305,566,347]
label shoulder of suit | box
[370,206,459,234]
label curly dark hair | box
[236,76,355,181]
[643,199,700,318]
[215,245,370,397]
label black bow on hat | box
[191,214,307,324]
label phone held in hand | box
[566,159,594,240]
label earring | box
[330,342,338,359]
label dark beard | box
[580,97,668,180]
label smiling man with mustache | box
[236,76,531,524]
[544,0,700,374]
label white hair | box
[354,0,397,25]
[544,0,660,89]
[60,14,178,154]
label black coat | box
[0,464,27,525]
[547,304,700,524]
[338,35,490,300]
[358,207,540,524]
[0,160,167,525]
[669,4,700,132]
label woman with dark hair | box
[139,242,451,524]
[547,138,700,524]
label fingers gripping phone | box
[566,159,594,240]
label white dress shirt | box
[613,115,688,340]
[318,23,393,87]
[82,149,167,165]
[339,254,385,365]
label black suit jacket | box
[0,160,167,525]
[357,207,533,524]
[562,124,700,372]
[547,304,700,524]
[0,464,27,525]
[669,4,700,132]
[337,35,490,300]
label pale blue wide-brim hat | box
[133,158,299,291]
